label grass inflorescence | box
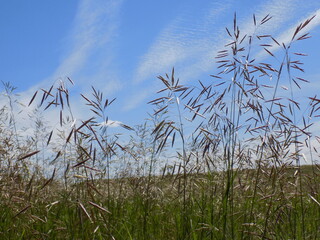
[1,14,320,239]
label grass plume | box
[0,14,320,239]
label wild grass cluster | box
[1,14,320,239]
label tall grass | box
[1,14,320,239]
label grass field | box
[1,14,320,239]
[1,165,320,239]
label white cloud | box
[123,90,152,111]
[8,0,124,138]
[128,0,302,111]
[53,0,122,79]
[134,0,300,86]
[99,120,123,128]
[133,3,229,85]
[256,8,320,60]
[20,0,124,97]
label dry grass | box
[0,14,320,239]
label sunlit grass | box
[1,14,320,239]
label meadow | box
[1,14,320,239]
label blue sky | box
[1,0,320,128]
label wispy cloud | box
[125,2,231,110]
[52,0,122,89]
[123,90,151,111]
[133,2,230,85]
[99,120,123,128]
[256,8,320,60]
[127,0,303,111]
[14,0,124,131]
[19,0,123,98]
